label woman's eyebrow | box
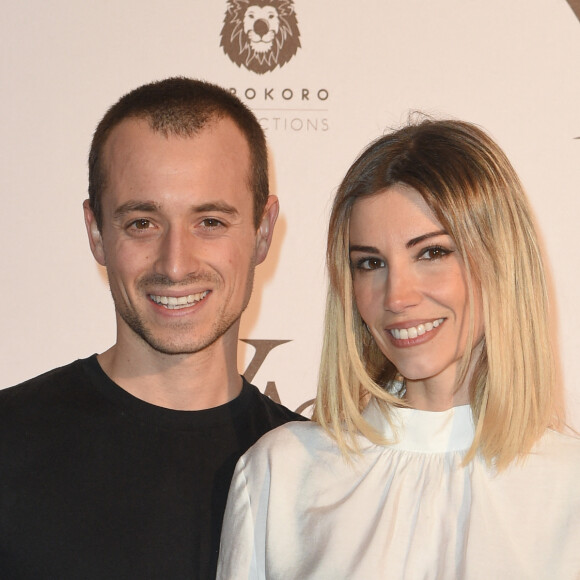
[406,230,448,248]
[349,244,380,254]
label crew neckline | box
[80,354,255,430]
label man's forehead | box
[103,115,240,173]
[99,116,254,215]
[103,114,241,149]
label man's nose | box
[154,226,201,282]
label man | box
[0,78,305,579]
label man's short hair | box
[88,77,269,230]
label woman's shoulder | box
[506,427,580,491]
[236,419,349,479]
[244,419,332,458]
[535,427,580,463]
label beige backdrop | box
[2,0,579,426]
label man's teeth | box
[149,291,209,310]
[390,318,444,340]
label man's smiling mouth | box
[149,291,209,310]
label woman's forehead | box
[350,185,443,239]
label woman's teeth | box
[389,318,444,340]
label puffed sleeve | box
[217,454,269,580]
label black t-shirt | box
[0,356,306,579]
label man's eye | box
[129,219,152,230]
[201,218,224,229]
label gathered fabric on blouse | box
[217,402,580,580]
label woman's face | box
[349,184,483,405]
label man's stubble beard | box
[110,266,256,356]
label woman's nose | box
[383,266,421,313]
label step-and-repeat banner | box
[2,0,580,425]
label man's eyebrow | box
[406,230,448,248]
[112,200,240,219]
[113,201,160,218]
[192,202,239,216]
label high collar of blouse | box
[363,400,475,453]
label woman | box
[217,119,580,579]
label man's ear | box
[255,195,279,265]
[83,199,106,266]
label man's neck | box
[97,336,243,411]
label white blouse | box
[217,402,580,579]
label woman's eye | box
[418,246,450,261]
[355,257,384,270]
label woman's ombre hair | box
[313,118,562,469]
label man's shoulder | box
[243,380,308,427]
[0,357,94,412]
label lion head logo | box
[220,0,301,74]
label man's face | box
[84,117,277,357]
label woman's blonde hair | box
[313,118,562,469]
